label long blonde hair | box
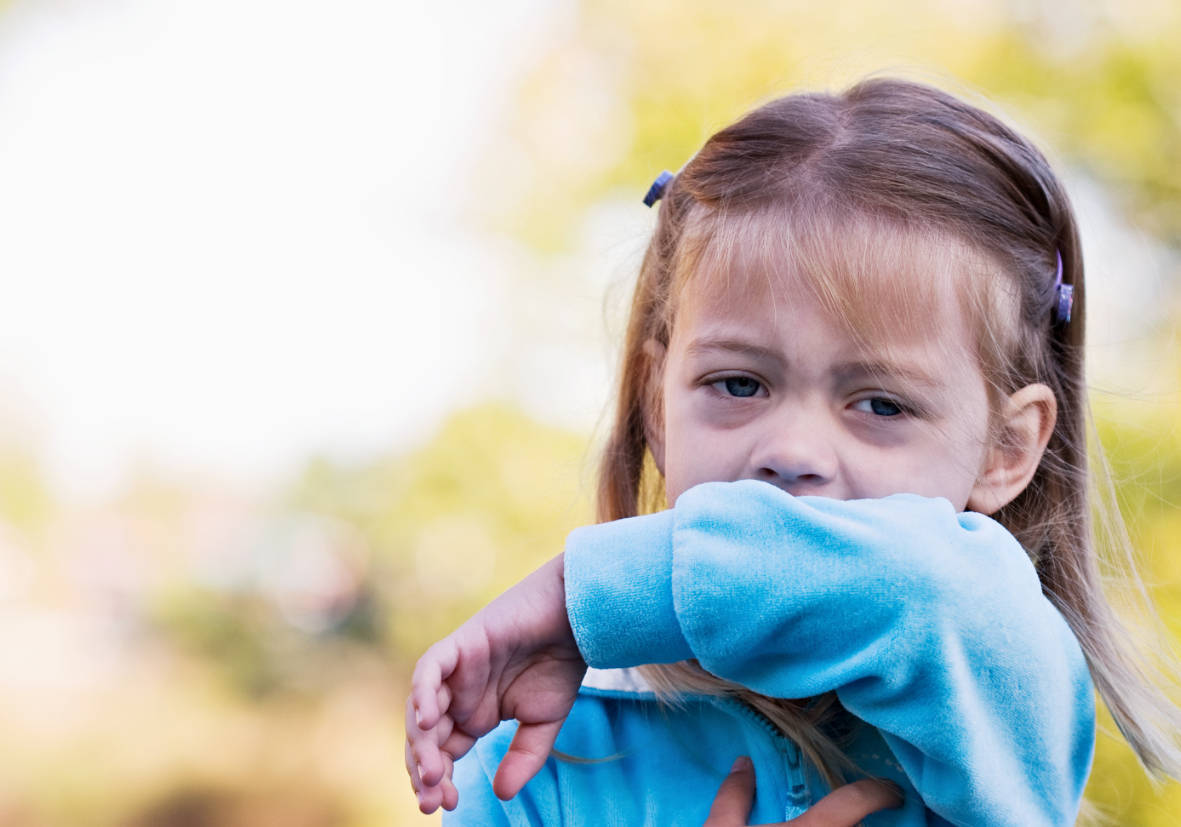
[596,77,1181,790]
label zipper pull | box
[783,739,810,806]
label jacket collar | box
[580,667,655,696]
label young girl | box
[405,77,1181,824]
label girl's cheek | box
[664,440,742,501]
[689,391,764,431]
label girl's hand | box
[405,553,587,813]
[705,757,903,826]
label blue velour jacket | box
[445,480,1095,825]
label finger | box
[404,738,420,794]
[408,694,462,789]
[405,693,429,743]
[412,758,452,815]
[704,756,755,827]
[404,695,434,776]
[785,779,903,827]
[413,747,454,815]
[408,736,447,816]
[406,695,445,787]
[412,637,460,729]
[418,713,463,789]
[440,753,460,811]
[413,726,450,788]
[422,746,460,812]
[416,778,447,815]
[491,719,565,801]
[408,741,444,812]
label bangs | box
[672,203,1013,369]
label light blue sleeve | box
[564,479,1096,827]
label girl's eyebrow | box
[685,337,783,363]
[831,360,941,389]
[687,337,943,389]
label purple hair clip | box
[643,170,674,207]
[1053,250,1073,325]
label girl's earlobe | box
[967,384,1057,515]
[641,339,668,474]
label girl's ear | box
[641,338,668,474]
[967,384,1057,515]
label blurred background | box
[0,0,1178,823]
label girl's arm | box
[563,479,1095,826]
[410,479,1094,824]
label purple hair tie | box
[643,170,674,207]
[1053,251,1073,325]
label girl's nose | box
[750,410,838,493]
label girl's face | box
[655,267,997,511]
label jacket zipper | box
[719,697,812,814]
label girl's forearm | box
[563,479,1095,827]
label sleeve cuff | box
[564,509,693,667]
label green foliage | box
[478,0,1181,251]
[967,33,1181,241]
[283,403,594,669]
[150,588,293,699]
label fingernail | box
[415,707,423,728]
[416,762,425,781]
[730,755,752,772]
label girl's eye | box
[854,397,904,417]
[712,376,763,398]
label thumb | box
[491,719,566,801]
[704,756,756,826]
[784,778,904,826]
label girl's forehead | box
[675,211,995,357]
[677,272,962,372]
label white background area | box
[0,0,568,497]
